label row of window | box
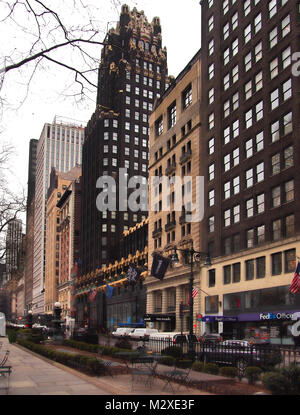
[126,71,162,89]
[155,84,192,137]
[153,223,192,249]
[208,247,295,288]
[208,143,293,180]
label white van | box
[128,328,159,340]
[112,327,134,338]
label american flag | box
[187,288,199,306]
[289,262,300,294]
[89,289,97,302]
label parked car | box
[172,333,199,345]
[200,333,223,345]
[198,339,278,376]
[128,328,159,340]
[112,327,134,338]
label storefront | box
[204,286,300,344]
[222,286,300,345]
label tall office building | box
[24,139,38,311]
[81,5,169,274]
[78,5,169,329]
[5,219,23,281]
[200,0,300,343]
[32,117,84,315]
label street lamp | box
[27,310,33,329]
[171,242,211,358]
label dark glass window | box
[209,269,215,287]
[284,249,296,273]
[272,252,282,275]
[223,265,231,285]
[246,259,254,280]
[232,263,241,283]
[256,257,265,279]
[205,295,219,313]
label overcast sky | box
[1,0,201,227]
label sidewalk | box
[0,337,214,395]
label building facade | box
[75,219,148,331]
[33,118,84,314]
[78,5,169,328]
[56,174,82,320]
[5,219,23,282]
[44,166,81,316]
[146,50,203,333]
[200,0,300,344]
[24,139,38,312]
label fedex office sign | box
[260,312,293,321]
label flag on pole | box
[187,288,199,306]
[151,253,171,280]
[105,284,114,299]
[127,263,141,285]
[289,262,300,294]
[89,289,97,302]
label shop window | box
[205,295,219,313]
[224,293,242,311]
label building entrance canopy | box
[144,314,175,323]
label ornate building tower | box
[79,5,169,329]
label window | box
[272,252,282,275]
[182,84,192,109]
[224,265,231,285]
[209,269,216,287]
[246,229,255,248]
[246,260,254,281]
[256,257,266,279]
[168,102,177,129]
[285,249,296,273]
[272,219,281,241]
[233,263,240,283]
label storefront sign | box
[259,312,294,321]
[143,314,175,323]
[202,315,238,322]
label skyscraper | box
[5,219,23,281]
[81,5,169,274]
[78,5,169,329]
[199,0,300,341]
[32,117,84,315]
[24,139,38,311]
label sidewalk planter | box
[16,338,106,376]
[245,367,262,385]
[203,363,219,375]
[192,361,205,372]
[219,367,238,379]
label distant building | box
[56,171,82,320]
[5,219,22,281]
[44,166,81,316]
[32,117,85,314]
[24,139,38,312]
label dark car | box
[200,333,223,345]
[173,334,199,345]
[198,340,280,376]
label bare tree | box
[0,0,124,106]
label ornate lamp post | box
[52,301,64,344]
[171,242,211,357]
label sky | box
[0,0,201,227]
